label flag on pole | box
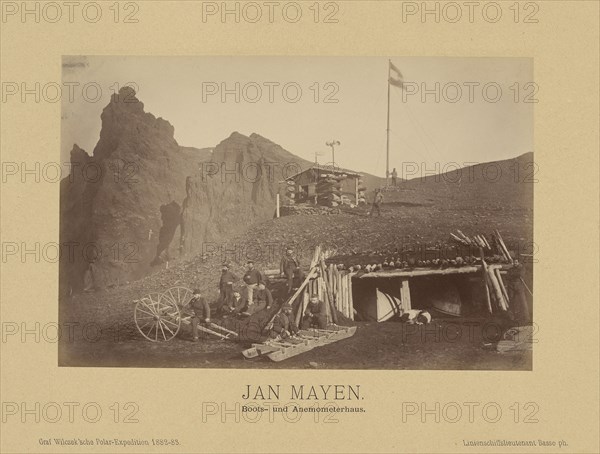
[388,61,404,89]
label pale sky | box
[62,56,533,177]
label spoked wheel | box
[134,292,182,342]
[161,286,193,311]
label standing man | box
[391,168,398,186]
[189,289,210,342]
[302,294,328,329]
[370,189,384,217]
[217,263,237,313]
[243,260,263,306]
[280,248,303,294]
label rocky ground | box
[59,318,531,370]
[59,192,533,370]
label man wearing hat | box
[270,303,298,341]
[221,290,242,316]
[370,188,384,217]
[302,294,327,329]
[280,248,303,295]
[230,291,246,314]
[217,263,238,313]
[189,289,211,342]
[243,260,263,306]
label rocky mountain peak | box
[60,92,319,292]
[69,143,90,166]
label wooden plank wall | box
[295,266,355,322]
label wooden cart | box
[133,286,237,342]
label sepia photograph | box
[2,1,599,452]
[58,56,534,369]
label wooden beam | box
[400,278,412,311]
[494,268,510,306]
[479,248,493,314]
[319,259,338,324]
[487,268,508,311]
[359,266,485,278]
[495,230,513,264]
[347,273,354,321]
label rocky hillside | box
[383,152,534,210]
[60,87,202,292]
[60,88,382,293]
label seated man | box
[222,291,245,316]
[269,303,299,341]
[189,289,211,341]
[301,294,327,329]
[245,283,273,316]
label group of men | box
[186,248,323,342]
[217,260,274,316]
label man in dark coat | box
[189,289,211,341]
[280,248,303,294]
[217,263,237,313]
[301,294,327,329]
[222,291,246,316]
[270,303,299,341]
[370,189,384,217]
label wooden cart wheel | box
[134,292,181,342]
[161,286,194,310]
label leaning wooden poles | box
[286,245,357,326]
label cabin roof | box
[284,164,362,182]
[356,264,506,279]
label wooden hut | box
[273,243,513,327]
[324,264,509,323]
[283,164,365,207]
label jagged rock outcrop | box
[60,87,203,292]
[60,88,379,293]
[179,132,312,256]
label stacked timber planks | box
[449,229,514,264]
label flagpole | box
[386,59,391,186]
